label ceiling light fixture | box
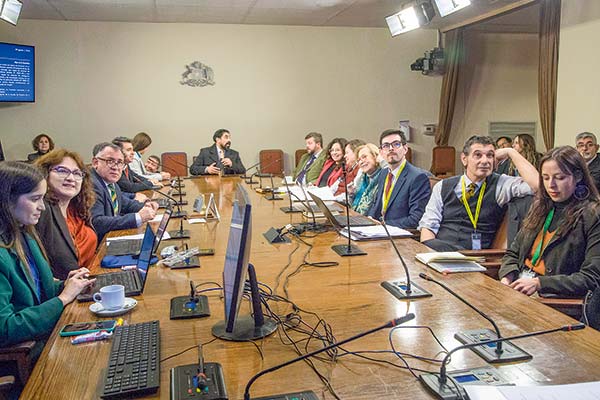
[386,1,436,37]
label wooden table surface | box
[22,176,600,399]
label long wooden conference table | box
[22,176,600,399]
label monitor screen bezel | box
[0,41,35,103]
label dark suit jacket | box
[91,169,144,242]
[117,165,153,194]
[499,206,600,296]
[35,201,85,280]
[189,144,245,175]
[367,162,431,229]
[588,154,600,191]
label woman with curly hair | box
[499,146,600,297]
[316,138,347,188]
[35,149,97,279]
[27,134,55,162]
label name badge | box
[519,269,536,280]
[471,232,482,250]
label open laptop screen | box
[153,207,172,253]
[137,224,156,289]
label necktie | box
[464,183,477,202]
[296,154,316,184]
[108,184,118,215]
[124,167,129,179]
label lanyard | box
[461,177,486,230]
[383,160,406,212]
[531,208,555,267]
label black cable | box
[160,337,218,362]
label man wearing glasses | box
[576,132,600,190]
[90,142,158,241]
[367,129,431,229]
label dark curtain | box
[435,28,464,146]
[538,0,561,150]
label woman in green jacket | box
[0,162,95,349]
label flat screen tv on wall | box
[0,41,35,103]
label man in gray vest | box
[418,135,539,251]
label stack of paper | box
[339,225,413,241]
[415,251,486,273]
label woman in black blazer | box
[35,149,97,280]
[499,146,600,297]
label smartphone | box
[198,248,215,256]
[59,320,117,337]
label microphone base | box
[454,329,532,363]
[252,390,319,400]
[170,295,209,319]
[263,227,291,244]
[279,206,302,214]
[331,244,367,257]
[171,210,188,219]
[168,229,191,240]
[168,256,200,270]
[212,316,277,341]
[170,362,227,400]
[419,366,511,400]
[381,280,432,300]
[245,178,258,184]
[264,194,284,201]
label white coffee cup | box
[93,284,125,310]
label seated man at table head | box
[189,129,246,176]
[418,135,539,251]
[90,142,158,242]
[499,146,600,297]
[575,131,600,190]
[0,161,95,349]
[34,149,97,280]
[112,136,155,196]
[130,132,171,182]
[366,129,431,229]
[293,131,327,185]
[145,155,161,173]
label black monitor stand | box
[211,263,277,341]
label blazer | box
[0,234,64,347]
[499,206,600,296]
[35,201,81,280]
[91,169,144,241]
[292,151,327,185]
[117,165,153,194]
[189,144,246,175]
[588,154,600,191]
[367,162,431,229]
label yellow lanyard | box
[461,177,486,230]
[383,160,406,212]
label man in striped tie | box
[367,129,431,229]
[90,142,158,241]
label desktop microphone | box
[251,158,281,189]
[279,170,302,213]
[243,313,416,400]
[133,175,188,222]
[297,184,327,232]
[242,161,262,183]
[419,322,585,400]
[265,173,283,201]
[379,219,430,299]
[419,272,531,363]
[331,161,366,257]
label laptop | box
[78,224,154,302]
[308,192,376,228]
[105,208,172,256]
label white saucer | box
[89,297,137,317]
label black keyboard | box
[101,320,160,399]
[334,214,376,227]
[106,239,142,256]
[96,270,138,292]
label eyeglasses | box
[380,141,404,151]
[96,157,125,169]
[50,166,86,181]
[577,143,597,149]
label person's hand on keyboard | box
[58,269,96,306]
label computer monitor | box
[212,184,277,341]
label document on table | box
[288,186,336,202]
[465,381,600,400]
[339,225,413,241]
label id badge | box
[471,232,482,250]
[519,269,536,280]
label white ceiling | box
[19,0,538,31]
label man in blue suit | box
[367,129,431,229]
[90,142,158,241]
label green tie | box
[108,184,118,215]
[464,183,477,202]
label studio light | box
[386,1,436,37]
[433,0,471,18]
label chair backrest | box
[490,211,508,250]
[161,152,188,177]
[0,340,36,384]
[428,176,441,190]
[259,149,284,176]
[295,149,308,168]
[405,147,412,164]
[431,146,456,177]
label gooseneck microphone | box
[419,272,531,363]
[243,313,416,400]
[279,171,302,213]
[378,221,431,299]
[297,184,326,232]
[331,161,367,257]
[265,173,283,201]
[419,322,585,399]
[242,160,262,183]
[251,158,281,189]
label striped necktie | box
[108,183,118,215]
[464,182,477,202]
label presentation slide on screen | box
[0,43,34,102]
